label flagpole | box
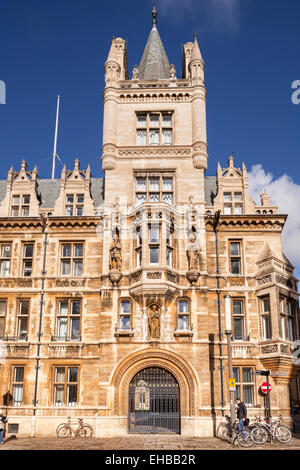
[51,95,61,179]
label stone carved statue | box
[109,232,122,271]
[132,65,139,79]
[113,197,120,226]
[148,305,160,339]
[186,232,201,271]
[188,195,198,223]
[170,64,176,78]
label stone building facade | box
[0,7,299,437]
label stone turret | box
[188,34,204,86]
[189,34,208,171]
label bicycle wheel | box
[78,425,93,438]
[237,431,254,448]
[216,423,231,440]
[251,426,268,445]
[57,424,72,438]
[275,425,292,443]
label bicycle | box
[217,415,254,447]
[250,415,292,445]
[56,417,93,438]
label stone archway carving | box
[110,348,198,417]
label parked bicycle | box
[250,415,292,445]
[56,417,93,438]
[217,415,254,447]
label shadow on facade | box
[2,392,12,407]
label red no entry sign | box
[261,382,272,394]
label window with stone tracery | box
[65,194,84,216]
[136,112,173,146]
[12,366,25,406]
[135,173,174,206]
[55,299,81,341]
[53,366,79,407]
[119,300,132,330]
[0,243,11,277]
[60,242,84,276]
[260,296,272,340]
[223,192,243,215]
[177,299,190,331]
[11,194,30,217]
[0,300,7,338]
[280,297,295,341]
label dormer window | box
[223,192,243,215]
[65,194,84,216]
[11,195,30,217]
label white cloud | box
[248,164,300,271]
[159,0,241,31]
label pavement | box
[0,434,300,451]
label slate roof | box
[0,181,6,205]
[0,176,214,208]
[0,178,105,209]
[139,26,170,80]
[204,176,217,205]
[38,178,104,208]
[38,179,61,208]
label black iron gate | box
[128,367,180,434]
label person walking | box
[236,398,247,439]
[0,410,7,444]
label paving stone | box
[0,435,299,450]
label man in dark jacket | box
[236,398,247,438]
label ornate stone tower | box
[101,3,209,282]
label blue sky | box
[0,0,299,273]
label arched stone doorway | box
[128,367,180,434]
[110,348,198,435]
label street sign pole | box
[254,370,271,418]
[266,372,271,419]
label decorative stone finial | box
[152,1,157,27]
[132,65,139,80]
[21,159,27,172]
[228,155,234,167]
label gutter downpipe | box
[213,210,225,417]
[33,215,48,418]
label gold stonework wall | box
[0,19,299,439]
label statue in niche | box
[109,230,122,271]
[186,231,201,271]
[132,65,139,80]
[148,305,160,339]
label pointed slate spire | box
[138,2,170,80]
